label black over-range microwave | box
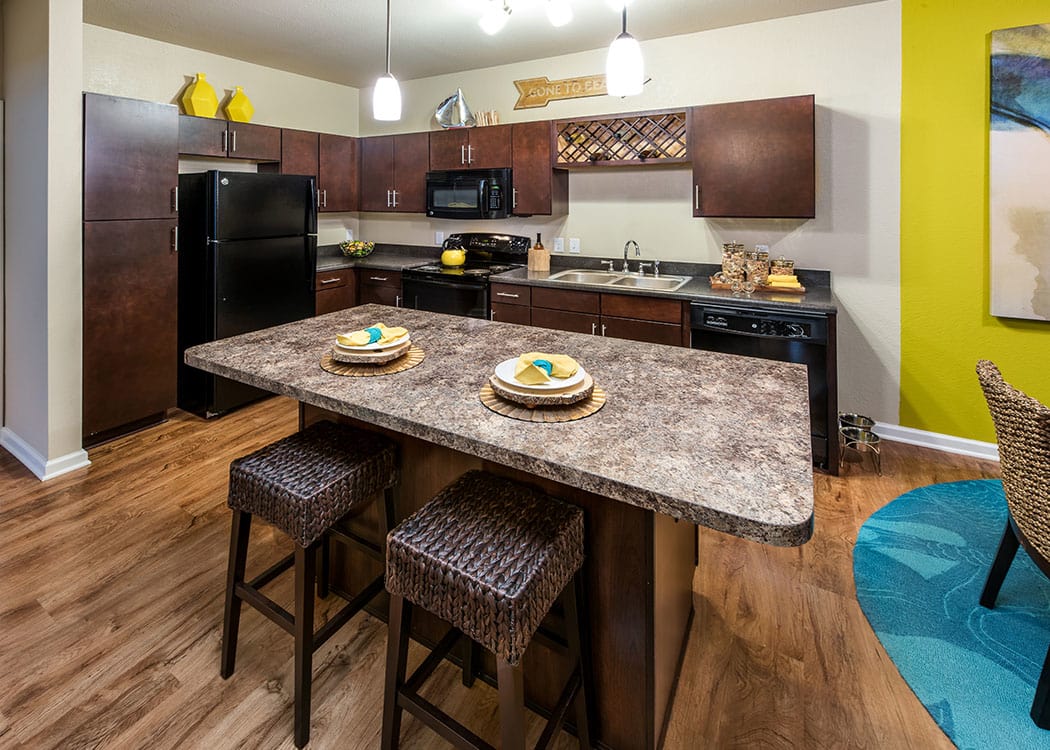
[425,168,511,219]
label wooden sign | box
[514,74,607,109]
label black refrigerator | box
[178,171,317,418]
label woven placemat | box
[320,345,425,377]
[479,382,606,422]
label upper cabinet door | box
[690,95,815,218]
[318,134,359,212]
[84,93,179,221]
[392,132,430,213]
[178,114,228,158]
[226,122,281,161]
[280,128,320,178]
[359,136,395,212]
[512,121,566,217]
[429,129,470,170]
[466,124,512,169]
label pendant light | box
[373,0,402,121]
[479,0,511,36]
[547,0,573,28]
[605,5,644,97]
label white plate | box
[335,331,410,351]
[493,357,586,391]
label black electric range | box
[402,233,530,319]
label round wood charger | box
[320,345,425,377]
[479,382,607,422]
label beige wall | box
[358,2,903,424]
[2,0,87,477]
[83,24,360,136]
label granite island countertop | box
[185,304,815,546]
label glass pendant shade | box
[606,32,644,96]
[547,0,573,27]
[373,74,402,121]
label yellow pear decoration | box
[182,72,219,118]
[225,86,254,123]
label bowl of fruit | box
[339,240,375,258]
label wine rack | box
[554,110,689,167]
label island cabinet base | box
[301,404,696,749]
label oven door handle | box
[406,277,487,292]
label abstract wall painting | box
[990,23,1050,321]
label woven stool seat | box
[386,470,584,666]
[228,420,398,548]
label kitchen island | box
[185,304,814,748]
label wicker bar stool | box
[382,470,593,750]
[220,419,399,748]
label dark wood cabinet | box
[314,269,356,316]
[429,125,511,170]
[358,270,402,307]
[490,283,531,324]
[318,134,359,212]
[512,121,568,216]
[83,93,179,221]
[280,128,319,177]
[178,115,281,161]
[690,94,815,218]
[83,219,178,444]
[490,302,531,325]
[531,307,599,335]
[529,287,687,345]
[360,133,428,213]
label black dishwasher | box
[690,303,838,473]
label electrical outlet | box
[435,231,444,246]
[553,237,565,253]
[345,228,353,242]
[569,238,581,254]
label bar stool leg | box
[317,536,331,599]
[462,638,481,687]
[565,572,594,749]
[294,543,317,749]
[497,657,526,750]
[221,510,252,679]
[382,594,412,750]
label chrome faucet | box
[623,240,640,272]
[601,259,616,271]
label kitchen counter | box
[184,304,813,749]
[493,259,837,314]
[315,243,437,272]
[185,304,813,545]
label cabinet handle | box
[496,291,519,299]
[467,144,474,164]
[386,189,392,208]
[392,189,399,207]
[317,190,322,208]
[591,322,597,335]
[601,324,607,336]
[231,129,237,153]
[694,184,700,211]
[171,186,179,214]
[319,277,341,285]
[512,188,518,209]
[171,226,178,253]
[222,129,228,153]
[369,276,388,282]
[321,189,327,208]
[395,294,402,307]
[461,144,466,165]
[490,309,496,320]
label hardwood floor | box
[0,397,999,748]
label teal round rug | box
[854,479,1050,749]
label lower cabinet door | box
[600,315,682,346]
[490,302,531,325]
[83,219,178,443]
[531,307,599,335]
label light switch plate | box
[569,238,581,254]
[435,231,444,246]
[553,237,565,253]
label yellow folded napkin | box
[336,322,408,347]
[514,352,579,384]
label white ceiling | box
[83,0,882,88]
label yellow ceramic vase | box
[182,72,219,118]
[225,86,254,123]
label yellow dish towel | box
[336,322,408,347]
[514,352,579,384]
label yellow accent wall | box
[901,0,1050,442]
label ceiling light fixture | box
[547,0,573,28]
[605,5,644,97]
[479,0,512,36]
[373,0,402,121]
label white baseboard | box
[872,422,1000,462]
[0,427,91,480]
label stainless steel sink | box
[609,275,691,291]
[545,268,691,292]
[546,270,624,284]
